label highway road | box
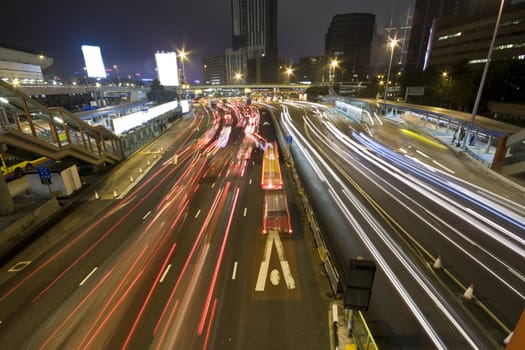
[270,100,525,349]
[0,104,329,349]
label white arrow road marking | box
[255,230,296,291]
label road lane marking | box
[160,264,171,283]
[8,261,31,272]
[195,209,201,218]
[255,235,274,291]
[79,267,98,286]
[232,261,238,280]
[249,178,252,184]
[243,207,247,216]
[142,210,151,220]
[255,231,296,291]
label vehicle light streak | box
[278,106,481,348]
[321,122,525,258]
[198,185,239,335]
[121,242,177,350]
[37,269,114,350]
[318,119,525,299]
[153,186,226,335]
[77,244,149,348]
[81,268,145,350]
[354,132,525,232]
[202,299,218,350]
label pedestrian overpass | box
[0,80,124,167]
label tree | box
[305,86,329,101]
[147,79,179,103]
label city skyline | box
[1,0,414,82]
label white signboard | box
[81,45,107,78]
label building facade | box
[230,0,278,83]
[430,4,525,69]
[203,55,226,85]
[325,13,376,82]
[296,56,325,84]
[0,46,53,82]
[406,0,525,72]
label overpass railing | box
[0,80,123,164]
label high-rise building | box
[296,56,326,84]
[325,13,376,82]
[406,0,523,72]
[230,0,278,83]
[203,55,226,85]
[430,4,525,69]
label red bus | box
[262,190,292,234]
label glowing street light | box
[329,59,338,86]
[285,67,293,83]
[113,64,120,85]
[234,72,243,84]
[178,50,188,84]
[384,37,398,102]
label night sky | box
[1,0,414,82]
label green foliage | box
[147,79,179,103]
[305,85,329,101]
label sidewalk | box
[397,111,525,192]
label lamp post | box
[442,71,452,107]
[234,72,242,85]
[113,65,120,85]
[329,59,338,86]
[178,50,187,84]
[465,0,505,148]
[384,37,398,102]
[285,67,293,84]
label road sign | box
[286,135,293,144]
[37,166,52,184]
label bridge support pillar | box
[0,176,14,215]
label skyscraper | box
[406,0,519,72]
[230,0,278,83]
[325,13,375,82]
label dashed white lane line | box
[160,264,171,283]
[232,261,238,280]
[79,267,98,286]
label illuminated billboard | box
[155,51,179,86]
[81,45,107,78]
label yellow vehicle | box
[1,153,51,181]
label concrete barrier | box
[0,197,62,260]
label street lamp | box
[465,0,505,148]
[234,72,243,84]
[329,59,338,85]
[178,50,187,84]
[285,67,293,84]
[113,65,120,85]
[442,71,452,107]
[384,37,398,102]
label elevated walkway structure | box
[337,97,525,176]
[0,80,124,166]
